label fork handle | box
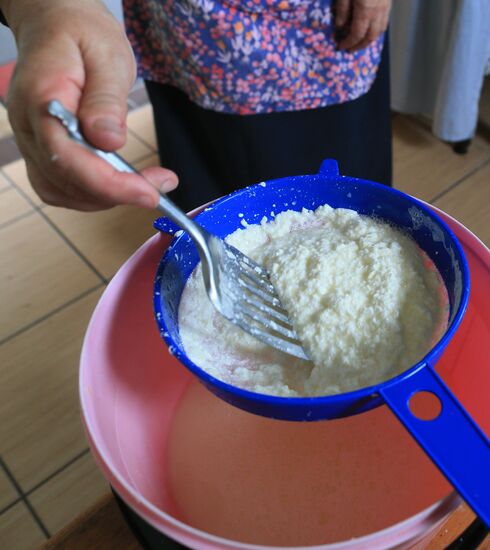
[46,99,210,253]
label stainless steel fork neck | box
[156,195,211,262]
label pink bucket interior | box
[80,208,490,549]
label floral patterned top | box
[123,0,385,115]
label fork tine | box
[217,240,308,358]
[234,315,308,360]
[239,259,271,282]
[237,304,299,342]
[240,293,293,326]
[238,264,276,293]
[237,276,285,310]
[228,245,269,274]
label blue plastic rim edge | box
[152,159,471,422]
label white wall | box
[0,24,15,63]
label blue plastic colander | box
[153,159,489,528]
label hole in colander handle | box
[379,364,490,529]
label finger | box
[337,10,370,50]
[335,0,351,27]
[77,33,135,152]
[30,148,114,206]
[14,130,107,208]
[350,5,389,52]
[347,21,381,52]
[379,10,390,33]
[33,116,178,208]
[7,38,84,138]
[140,166,179,194]
[16,91,178,210]
[26,160,112,211]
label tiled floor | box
[1,88,489,548]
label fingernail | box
[92,117,124,136]
[138,194,157,209]
[147,175,176,192]
[158,177,176,192]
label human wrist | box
[0,0,109,38]
[0,0,38,34]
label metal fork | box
[47,99,308,360]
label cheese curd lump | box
[178,205,448,397]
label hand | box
[3,0,178,211]
[334,0,391,53]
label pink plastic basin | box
[80,207,490,549]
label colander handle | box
[379,364,490,529]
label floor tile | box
[0,468,19,511]
[2,159,42,206]
[393,116,490,202]
[0,187,33,227]
[129,85,149,108]
[0,502,46,549]
[0,135,21,166]
[133,153,160,171]
[0,170,10,192]
[43,495,141,550]
[433,161,490,246]
[117,130,152,163]
[0,102,12,139]
[127,105,157,150]
[29,453,109,535]
[44,204,158,279]
[0,212,101,342]
[0,289,103,490]
[131,77,144,92]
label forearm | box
[0,0,109,37]
[0,0,49,34]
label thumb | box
[78,45,135,151]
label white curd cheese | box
[178,205,447,397]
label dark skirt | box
[145,37,391,212]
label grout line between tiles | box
[0,496,23,516]
[0,208,36,231]
[429,157,490,204]
[1,168,108,283]
[1,170,43,211]
[133,151,159,167]
[0,457,50,538]
[127,98,138,110]
[21,498,50,539]
[0,184,12,195]
[0,283,105,346]
[127,127,157,153]
[36,208,109,283]
[124,151,159,166]
[25,448,91,496]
